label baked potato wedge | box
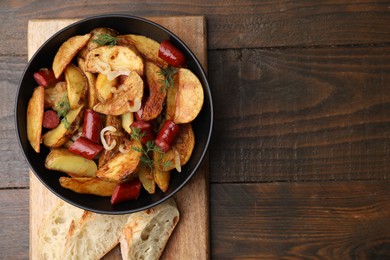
[64,64,88,109]
[52,33,92,79]
[45,148,97,178]
[27,86,45,153]
[95,73,116,102]
[98,115,123,168]
[153,160,170,192]
[84,45,144,76]
[96,139,142,183]
[138,163,155,194]
[93,72,143,116]
[44,82,67,109]
[59,177,116,196]
[117,34,168,67]
[42,105,84,148]
[137,61,166,121]
[78,57,97,109]
[121,112,134,134]
[78,27,118,59]
[166,68,204,124]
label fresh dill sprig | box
[158,66,178,91]
[93,33,117,46]
[55,95,71,129]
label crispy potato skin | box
[45,148,97,177]
[96,139,142,183]
[138,163,155,194]
[64,64,88,109]
[78,27,118,59]
[138,61,166,121]
[59,177,116,196]
[153,158,170,192]
[52,33,92,79]
[27,86,45,153]
[78,57,98,109]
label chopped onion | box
[106,69,130,81]
[119,143,130,154]
[127,97,142,112]
[100,126,117,150]
[174,149,181,173]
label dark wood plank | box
[209,46,390,182]
[2,0,390,55]
[0,189,29,259]
[211,181,390,259]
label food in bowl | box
[25,26,204,206]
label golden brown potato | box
[64,64,88,109]
[117,34,168,67]
[93,72,144,116]
[95,73,116,102]
[42,105,84,147]
[44,81,67,109]
[45,148,97,177]
[78,57,97,109]
[52,33,92,79]
[137,61,166,121]
[59,177,116,197]
[84,45,144,76]
[138,164,155,194]
[78,27,119,59]
[27,86,45,153]
[166,68,204,124]
[121,112,134,134]
[153,159,170,192]
[157,123,195,171]
[96,139,142,183]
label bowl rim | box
[15,13,214,214]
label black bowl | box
[15,14,213,214]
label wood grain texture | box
[208,47,390,182]
[2,0,390,56]
[28,17,209,260]
[211,181,390,259]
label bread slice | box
[62,210,130,260]
[37,201,84,260]
[120,198,180,260]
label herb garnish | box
[158,66,178,91]
[55,95,71,129]
[130,127,172,171]
[93,33,117,46]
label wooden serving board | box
[28,16,209,259]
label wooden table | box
[1,1,390,259]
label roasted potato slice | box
[137,61,166,121]
[42,105,84,148]
[117,34,168,67]
[78,27,119,59]
[121,112,134,134]
[138,163,155,194]
[52,33,92,79]
[27,86,45,153]
[153,159,170,192]
[84,45,144,76]
[59,177,116,196]
[45,148,97,177]
[78,57,97,109]
[95,73,117,102]
[166,68,204,124]
[93,72,144,116]
[157,123,195,171]
[96,139,142,183]
[44,81,67,109]
[64,64,88,109]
